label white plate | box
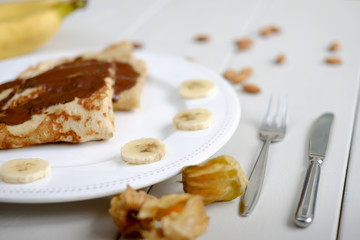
[0,51,240,203]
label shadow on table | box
[0,196,118,240]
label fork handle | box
[239,139,271,217]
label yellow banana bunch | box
[0,0,87,60]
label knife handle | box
[294,160,321,227]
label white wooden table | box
[1,0,360,239]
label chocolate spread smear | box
[0,58,139,126]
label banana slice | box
[0,158,50,184]
[121,138,166,164]
[173,108,213,130]
[179,79,216,99]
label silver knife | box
[294,113,334,227]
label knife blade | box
[294,113,334,227]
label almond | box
[231,73,247,83]
[224,67,253,84]
[243,84,260,94]
[276,54,286,64]
[261,28,272,36]
[329,42,339,51]
[261,26,280,36]
[132,42,143,49]
[196,35,209,42]
[186,56,196,62]
[326,57,342,64]
[236,38,253,50]
[240,67,253,76]
[223,69,236,80]
[269,26,280,33]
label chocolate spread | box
[112,62,139,101]
[0,58,138,126]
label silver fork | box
[239,95,288,217]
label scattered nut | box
[326,57,342,64]
[132,42,143,49]
[276,54,286,64]
[224,67,253,84]
[185,56,196,62]
[231,67,253,83]
[231,73,247,83]
[223,69,236,80]
[261,28,272,36]
[329,41,340,51]
[195,34,209,42]
[240,67,253,76]
[235,38,253,50]
[261,26,280,37]
[243,84,261,93]
[269,26,280,33]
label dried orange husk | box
[109,185,155,238]
[139,194,209,240]
[138,193,191,220]
[182,155,249,204]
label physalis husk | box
[181,155,249,204]
[138,193,209,240]
[109,186,209,240]
[109,186,155,238]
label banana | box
[0,0,86,60]
[0,158,51,184]
[173,108,213,130]
[179,79,216,99]
[121,138,166,164]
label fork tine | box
[262,95,273,128]
[271,95,281,128]
[281,96,288,130]
[262,95,287,130]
